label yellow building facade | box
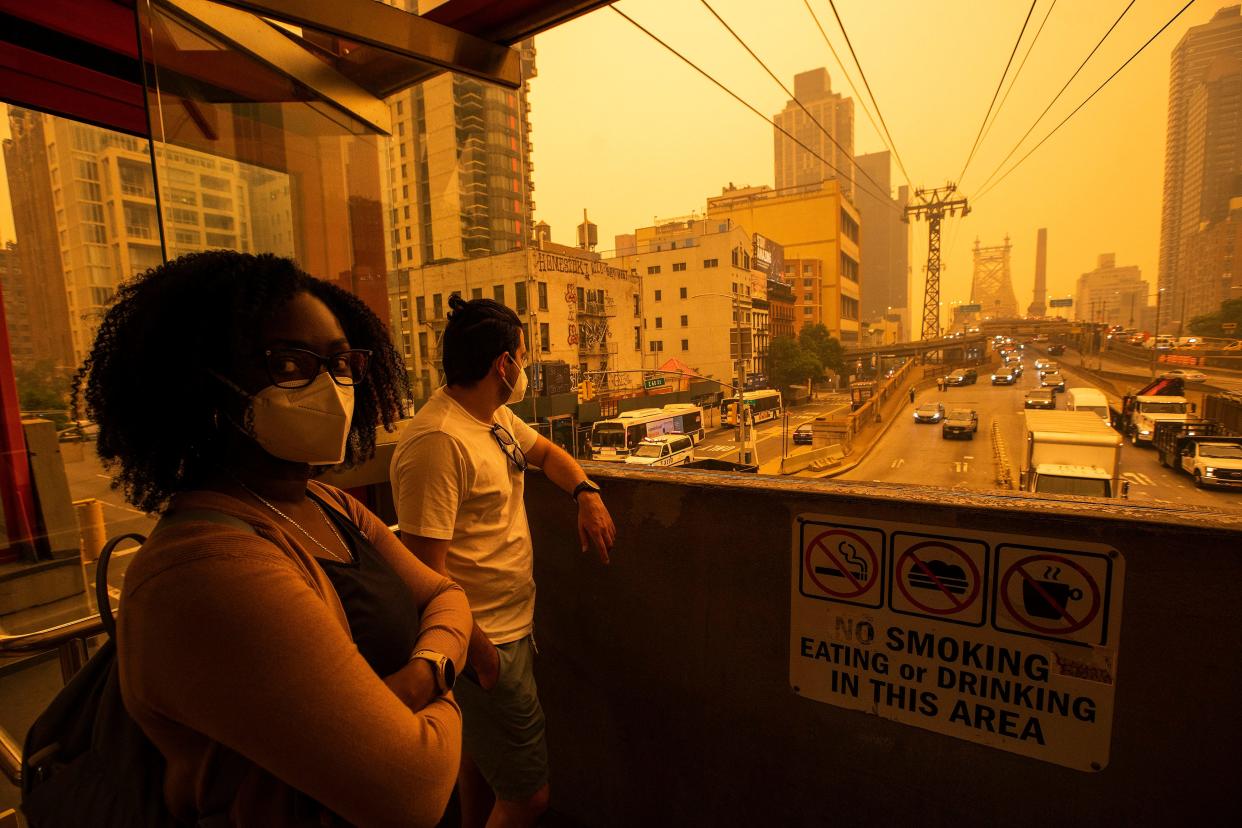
[706,179,862,343]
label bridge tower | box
[905,184,969,340]
[971,237,1018,319]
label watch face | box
[443,658,456,691]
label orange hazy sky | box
[0,1,1225,329]
[528,0,1226,324]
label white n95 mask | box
[501,352,529,405]
[216,371,355,465]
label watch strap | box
[411,650,455,694]
[572,479,601,502]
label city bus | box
[722,389,783,427]
[589,404,706,461]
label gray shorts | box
[454,635,549,801]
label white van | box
[1066,387,1111,427]
[624,434,696,467]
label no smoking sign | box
[889,532,989,627]
[799,521,885,609]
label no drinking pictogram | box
[889,533,989,627]
[994,544,1114,647]
[799,521,884,608]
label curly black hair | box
[74,251,410,513]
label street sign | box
[643,377,666,390]
[959,303,982,313]
[1049,298,1074,308]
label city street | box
[839,355,1242,514]
[691,396,852,465]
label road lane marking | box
[891,458,905,469]
[1122,472,1154,486]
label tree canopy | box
[799,323,845,374]
[768,335,822,392]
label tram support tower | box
[904,185,970,341]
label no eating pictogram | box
[994,545,1113,646]
[800,522,884,608]
[890,534,988,627]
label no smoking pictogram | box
[889,533,989,627]
[799,522,884,609]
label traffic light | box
[578,378,596,402]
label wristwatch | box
[571,479,602,503]
[411,650,456,694]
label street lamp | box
[690,290,754,465]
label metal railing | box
[0,613,106,786]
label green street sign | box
[643,377,666,390]
[1049,298,1074,308]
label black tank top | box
[309,491,422,677]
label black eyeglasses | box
[262,348,371,389]
[491,423,528,472]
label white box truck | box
[1021,410,1128,499]
[1065,387,1111,427]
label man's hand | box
[577,492,616,564]
[469,634,502,690]
[383,658,437,712]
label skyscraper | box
[773,69,854,200]
[855,151,909,327]
[1157,5,1242,323]
[383,3,536,268]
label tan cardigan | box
[118,482,471,827]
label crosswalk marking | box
[1123,472,1155,486]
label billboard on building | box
[753,233,786,281]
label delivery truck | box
[1022,410,1127,499]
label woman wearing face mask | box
[77,250,471,827]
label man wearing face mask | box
[390,295,616,827]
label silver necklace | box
[235,480,351,564]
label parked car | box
[991,368,1017,385]
[1161,368,1209,383]
[793,423,814,445]
[913,402,946,424]
[1024,389,1057,410]
[56,420,99,442]
[942,408,979,440]
[1040,371,1067,392]
[624,434,696,467]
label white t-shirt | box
[390,388,541,644]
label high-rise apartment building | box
[3,109,74,369]
[855,150,909,326]
[3,108,264,366]
[383,1,536,269]
[1074,254,1149,329]
[0,242,33,366]
[773,69,854,200]
[1158,5,1242,322]
[707,180,862,342]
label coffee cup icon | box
[1022,579,1084,620]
